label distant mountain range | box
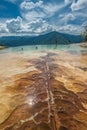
[0,31,84,47]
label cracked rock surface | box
[0,48,87,130]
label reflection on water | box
[28,98,34,106]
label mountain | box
[0,31,84,47]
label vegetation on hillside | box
[0,32,84,47]
[83,25,87,41]
[0,43,7,50]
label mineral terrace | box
[0,49,87,130]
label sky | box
[0,0,87,36]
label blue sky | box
[0,0,87,36]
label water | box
[0,44,87,54]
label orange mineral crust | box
[0,49,87,130]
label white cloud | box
[74,12,87,18]
[64,0,72,4]
[71,0,87,11]
[6,16,22,33]
[59,13,75,24]
[0,17,53,36]
[0,23,8,33]
[20,0,43,10]
[22,11,46,21]
[56,24,83,34]
[20,0,64,20]
[43,2,62,16]
[0,0,86,36]
[20,18,53,35]
[0,15,84,36]
[0,15,84,35]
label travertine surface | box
[0,48,87,130]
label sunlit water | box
[0,44,87,54]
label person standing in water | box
[21,47,23,54]
[36,46,38,50]
[21,48,23,51]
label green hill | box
[0,31,84,47]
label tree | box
[83,25,87,41]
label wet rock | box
[33,123,51,130]
[59,126,69,130]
